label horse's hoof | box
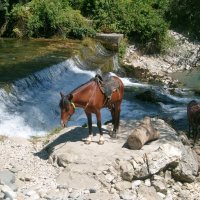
[112,134,117,139]
[110,131,118,138]
[85,140,91,145]
[98,140,104,145]
[110,133,117,138]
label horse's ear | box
[60,92,64,98]
[68,93,73,101]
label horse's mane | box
[70,77,95,94]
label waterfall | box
[0,59,96,137]
[0,43,198,138]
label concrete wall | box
[95,33,124,51]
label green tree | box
[168,0,200,39]
[8,0,95,38]
[80,0,170,52]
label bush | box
[129,1,169,52]
[5,0,198,53]
[118,37,128,61]
[9,0,96,39]
[79,0,170,52]
[167,0,200,40]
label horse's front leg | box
[85,112,93,144]
[96,110,104,145]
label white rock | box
[132,180,142,188]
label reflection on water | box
[0,38,81,84]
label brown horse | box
[187,100,200,145]
[59,74,124,144]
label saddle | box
[94,74,120,105]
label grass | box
[29,126,63,145]
[0,135,8,142]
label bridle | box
[68,101,76,118]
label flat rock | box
[56,171,101,190]
[46,118,199,186]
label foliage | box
[0,0,9,28]
[128,1,169,52]
[167,0,200,40]
[67,0,85,10]
[8,0,96,39]
[0,135,7,142]
[1,0,200,51]
[78,0,170,52]
[118,38,128,61]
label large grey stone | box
[0,170,15,185]
[137,185,162,200]
[56,171,101,190]
[171,146,199,182]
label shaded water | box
[0,38,199,137]
[0,38,81,84]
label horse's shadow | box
[35,126,109,160]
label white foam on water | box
[0,58,198,138]
[109,72,150,88]
[0,59,96,138]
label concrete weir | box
[96,33,124,51]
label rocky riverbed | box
[122,31,200,88]
[0,118,200,200]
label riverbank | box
[122,31,200,88]
[1,30,200,200]
[0,118,200,200]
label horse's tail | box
[187,100,199,123]
[187,100,200,143]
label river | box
[0,38,198,137]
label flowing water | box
[0,38,199,137]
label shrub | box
[167,0,200,40]
[118,37,128,61]
[9,0,96,39]
[80,0,170,52]
[10,3,31,37]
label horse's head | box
[59,92,75,128]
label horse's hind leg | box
[188,121,191,138]
[85,112,93,144]
[193,127,199,146]
[110,104,115,125]
[111,102,121,138]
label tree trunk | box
[0,19,8,37]
[127,117,160,150]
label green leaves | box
[81,0,170,52]
[168,0,200,40]
[3,0,199,52]
[9,0,96,38]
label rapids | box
[0,39,199,137]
